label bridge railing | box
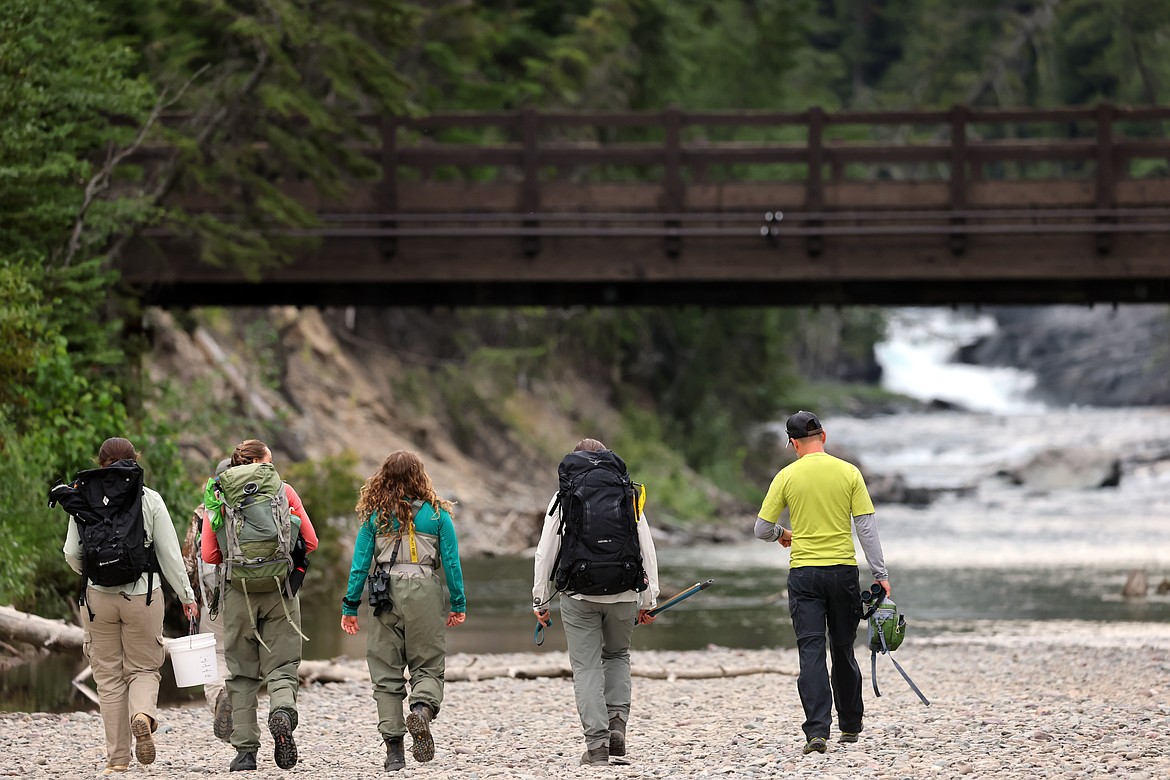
[367,105,1170,217]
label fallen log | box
[297,659,370,684]
[0,605,85,652]
[445,664,794,683]
[297,659,795,685]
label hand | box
[446,612,466,627]
[533,609,552,627]
[636,609,656,625]
[876,580,891,597]
[341,615,360,635]
[182,601,199,620]
[779,530,792,548]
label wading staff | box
[638,579,715,624]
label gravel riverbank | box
[3,621,1169,779]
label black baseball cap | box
[785,410,823,444]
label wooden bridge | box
[121,104,1170,306]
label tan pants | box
[82,587,165,766]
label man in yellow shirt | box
[755,411,889,756]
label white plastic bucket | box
[166,633,219,688]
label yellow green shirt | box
[758,452,875,569]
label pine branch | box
[61,64,209,269]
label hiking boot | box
[384,735,406,772]
[802,737,828,755]
[229,751,257,771]
[406,703,435,763]
[608,715,627,757]
[213,689,233,742]
[269,709,298,770]
[839,732,860,743]
[580,744,609,766]
[99,766,128,776]
[131,713,155,765]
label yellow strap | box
[633,483,646,521]
[408,524,418,562]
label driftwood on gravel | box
[0,605,85,652]
[296,659,794,685]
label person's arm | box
[532,495,562,613]
[436,508,466,614]
[63,518,83,575]
[853,513,888,583]
[636,512,659,611]
[341,520,376,617]
[284,483,318,553]
[754,471,789,543]
[201,510,223,565]
[146,491,196,605]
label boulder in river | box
[997,446,1121,491]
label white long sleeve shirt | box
[532,493,659,610]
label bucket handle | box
[188,617,199,636]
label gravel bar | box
[3,620,1169,779]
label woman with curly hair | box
[340,450,466,772]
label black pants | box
[787,565,864,740]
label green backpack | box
[215,462,298,594]
[864,593,928,705]
[867,598,906,653]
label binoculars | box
[860,582,885,605]
[368,570,394,617]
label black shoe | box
[269,710,298,770]
[839,732,860,743]
[384,736,406,772]
[405,703,435,763]
[213,690,233,742]
[803,737,828,755]
[608,715,626,757]
[580,744,609,766]
[229,751,257,772]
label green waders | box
[222,586,303,751]
[366,573,447,738]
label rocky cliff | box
[958,305,1170,407]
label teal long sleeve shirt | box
[341,502,466,616]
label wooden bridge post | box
[521,108,541,258]
[805,106,825,257]
[949,104,969,255]
[663,106,684,258]
[1095,102,1116,255]
[379,117,399,259]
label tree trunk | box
[0,606,85,652]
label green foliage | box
[106,0,416,275]
[611,407,717,526]
[281,452,364,576]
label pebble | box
[3,622,1170,778]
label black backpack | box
[551,449,647,596]
[48,459,158,610]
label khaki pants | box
[560,596,637,749]
[366,574,446,738]
[199,606,229,711]
[222,586,302,751]
[82,587,165,766]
